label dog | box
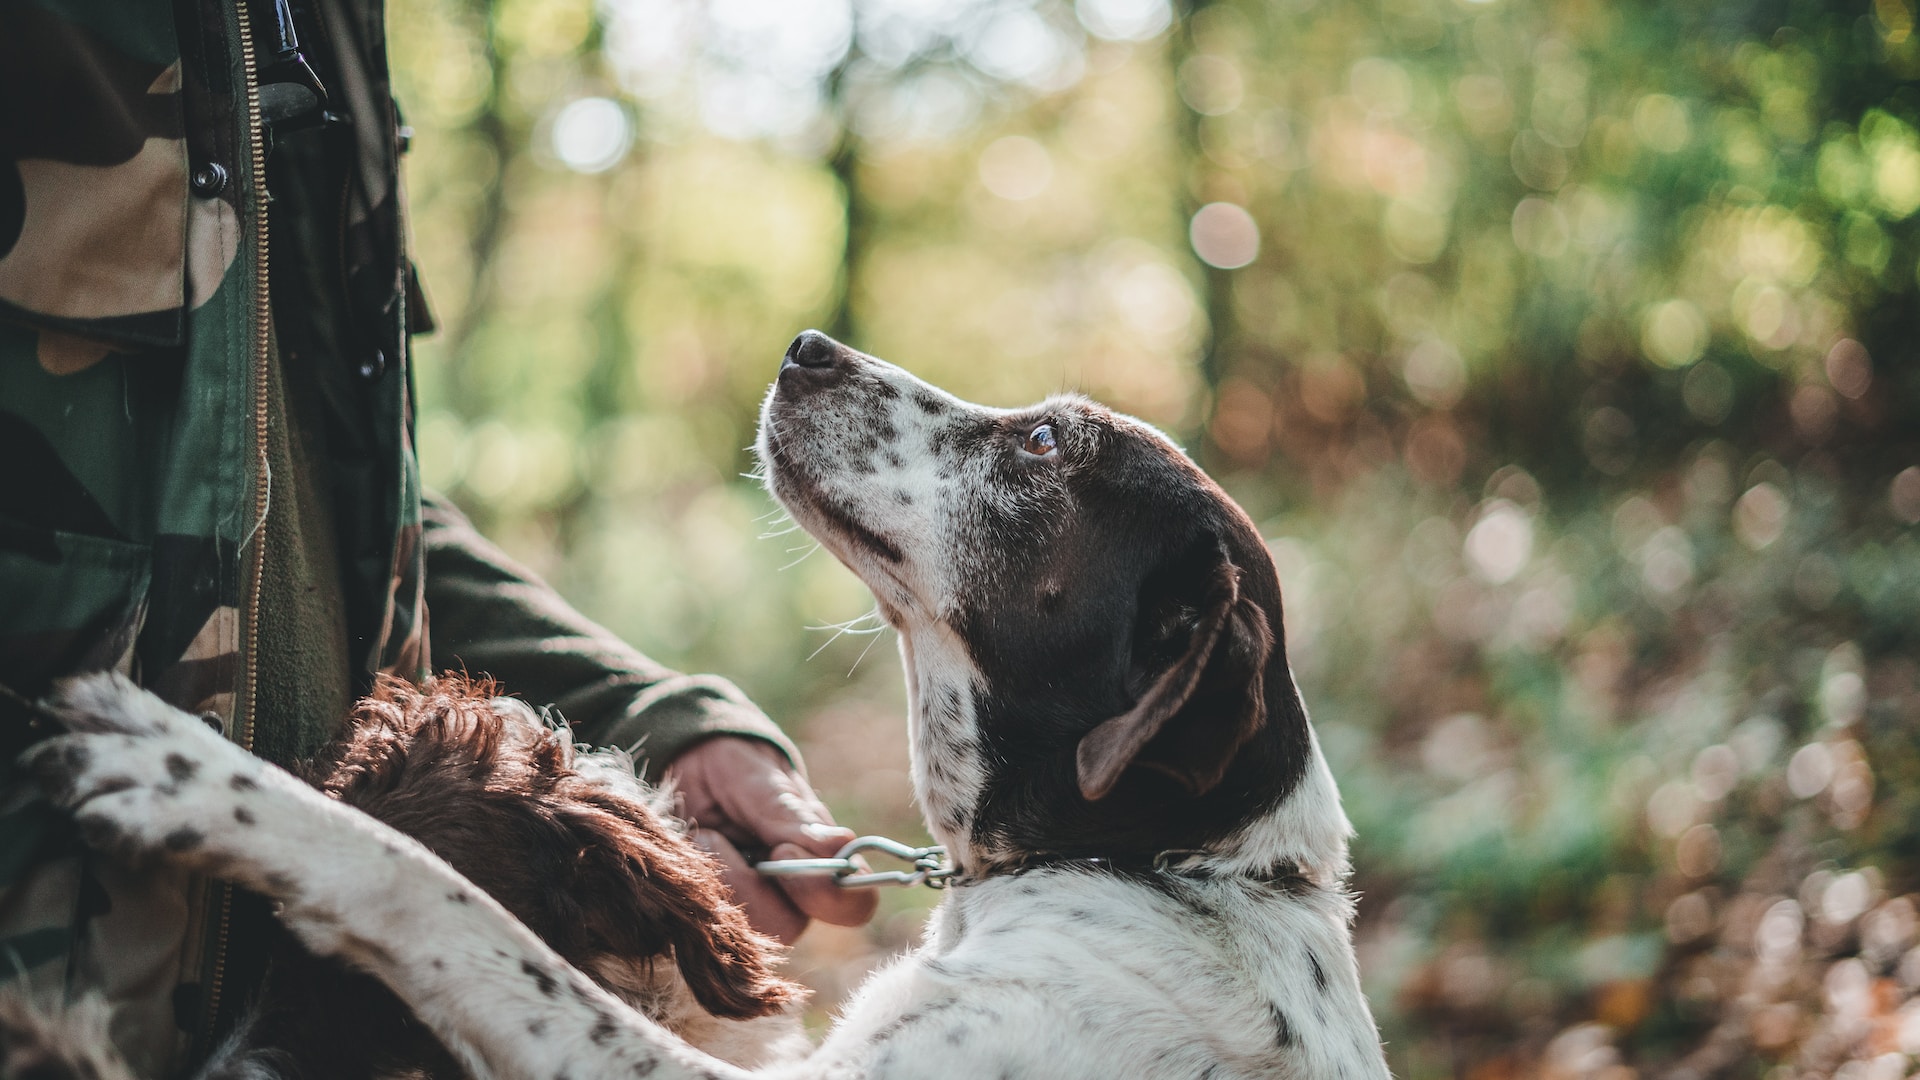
[23,331,1390,1078]
[4,675,801,1079]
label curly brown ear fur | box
[550,792,799,1019]
[315,675,800,1020]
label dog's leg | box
[24,675,760,1080]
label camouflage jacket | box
[0,0,796,1073]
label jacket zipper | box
[202,0,272,1047]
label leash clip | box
[755,835,954,890]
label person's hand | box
[664,736,879,944]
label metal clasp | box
[755,835,954,889]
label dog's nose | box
[783,330,840,371]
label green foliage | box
[389,0,1920,1072]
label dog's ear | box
[1077,538,1273,802]
[557,795,803,1020]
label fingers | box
[726,769,878,930]
[694,828,808,946]
[666,736,880,935]
[737,774,854,857]
[666,737,848,856]
[768,840,879,930]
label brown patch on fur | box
[313,674,799,1021]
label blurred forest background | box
[389,0,1920,1074]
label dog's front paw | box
[23,673,266,868]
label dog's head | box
[757,332,1349,877]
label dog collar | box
[974,849,1309,888]
[756,835,1307,891]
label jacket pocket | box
[0,518,151,707]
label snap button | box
[190,162,228,197]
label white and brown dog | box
[24,332,1390,1079]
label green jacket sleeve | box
[420,492,801,779]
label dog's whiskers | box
[777,543,822,572]
[753,499,802,542]
[804,608,887,662]
[805,610,885,635]
[845,627,887,676]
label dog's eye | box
[1023,424,1058,457]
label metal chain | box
[755,835,955,889]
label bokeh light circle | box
[1189,202,1260,269]
[550,97,633,174]
[1641,299,1709,368]
[1076,0,1172,42]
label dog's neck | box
[1187,729,1354,886]
[899,629,1353,885]
[964,756,1353,887]
[896,626,991,866]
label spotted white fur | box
[753,351,1005,866]
[27,344,1389,1079]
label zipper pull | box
[252,0,333,134]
